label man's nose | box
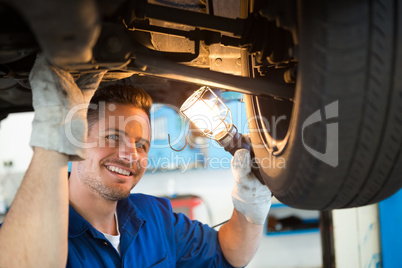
[118,141,139,163]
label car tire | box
[245,0,402,209]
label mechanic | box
[0,55,271,267]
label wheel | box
[245,0,402,210]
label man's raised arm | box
[0,148,69,267]
[219,149,272,267]
[0,55,105,267]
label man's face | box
[76,103,151,201]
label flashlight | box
[179,86,264,183]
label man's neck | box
[68,177,118,235]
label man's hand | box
[29,54,106,160]
[231,149,271,225]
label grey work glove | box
[231,149,272,225]
[29,54,106,160]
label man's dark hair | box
[87,84,152,129]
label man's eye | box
[135,142,146,150]
[106,134,119,141]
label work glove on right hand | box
[29,54,106,160]
[231,149,272,225]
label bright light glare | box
[180,87,232,139]
[183,99,228,136]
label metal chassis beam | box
[133,52,294,100]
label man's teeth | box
[107,166,130,176]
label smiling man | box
[71,98,151,204]
[0,55,272,267]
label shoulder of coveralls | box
[128,193,172,207]
[127,193,174,217]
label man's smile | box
[105,164,134,177]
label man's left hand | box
[231,149,272,225]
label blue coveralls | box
[66,193,235,267]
